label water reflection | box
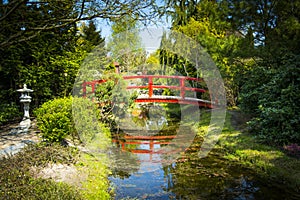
[109,129,290,200]
[108,104,290,199]
[110,133,183,173]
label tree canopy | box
[0,0,160,48]
[162,0,300,145]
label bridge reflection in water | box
[108,127,292,200]
[109,126,186,199]
[112,134,181,164]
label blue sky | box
[96,12,171,55]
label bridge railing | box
[123,75,207,99]
[81,75,218,108]
[82,79,106,98]
[82,75,208,100]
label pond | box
[106,103,295,199]
[108,129,290,199]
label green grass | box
[77,152,111,199]
[201,110,300,192]
[0,142,112,199]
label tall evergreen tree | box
[82,21,105,48]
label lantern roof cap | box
[17,84,33,93]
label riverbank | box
[0,120,111,200]
[216,110,300,194]
[1,108,299,199]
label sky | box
[95,0,170,54]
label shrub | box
[72,97,111,149]
[240,54,300,145]
[35,96,111,148]
[34,97,76,143]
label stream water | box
[108,132,293,200]
[107,105,295,199]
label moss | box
[0,139,112,199]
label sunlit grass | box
[0,122,113,200]
[215,110,300,191]
[193,108,300,192]
[77,153,111,200]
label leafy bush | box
[0,103,22,125]
[240,54,300,145]
[34,97,76,143]
[72,97,111,149]
[35,96,111,148]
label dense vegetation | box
[0,143,112,199]
[0,144,82,199]
[162,0,300,146]
[1,0,298,145]
[0,0,299,199]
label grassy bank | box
[0,143,111,199]
[198,109,300,193]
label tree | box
[107,16,146,74]
[162,0,242,106]
[227,0,300,145]
[165,0,198,26]
[227,0,300,57]
[0,0,160,48]
[81,21,105,51]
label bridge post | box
[180,78,185,99]
[148,77,153,97]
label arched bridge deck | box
[82,75,217,108]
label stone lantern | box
[17,84,33,128]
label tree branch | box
[0,0,161,48]
[0,0,28,22]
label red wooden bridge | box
[82,75,215,108]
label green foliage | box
[228,0,300,56]
[163,0,242,106]
[0,103,21,125]
[95,74,128,127]
[35,96,111,146]
[166,0,299,146]
[241,54,300,145]
[239,66,274,115]
[107,16,146,73]
[218,111,300,192]
[0,0,83,105]
[80,21,105,52]
[72,97,111,150]
[34,97,76,143]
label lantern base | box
[19,118,31,129]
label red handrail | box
[82,75,206,100]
